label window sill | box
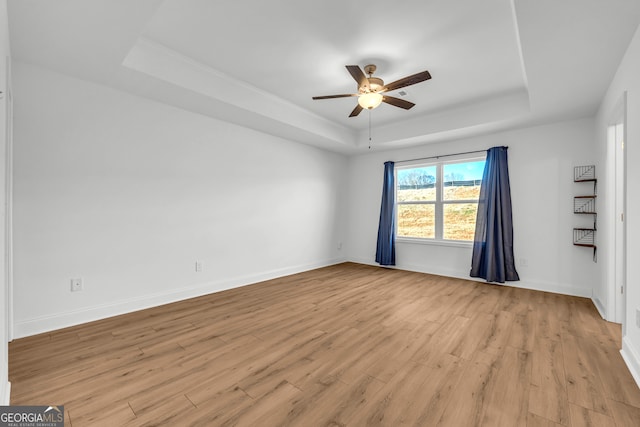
[396,237,473,249]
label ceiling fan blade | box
[382,96,416,110]
[382,70,432,93]
[349,104,364,117]
[346,65,370,91]
[312,94,358,100]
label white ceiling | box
[7,0,640,153]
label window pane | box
[443,203,478,241]
[443,161,485,201]
[397,166,437,202]
[397,204,435,238]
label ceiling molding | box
[123,37,357,150]
[358,88,530,149]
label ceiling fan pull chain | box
[369,110,372,149]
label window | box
[396,157,486,242]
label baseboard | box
[592,296,607,319]
[347,257,592,298]
[621,336,640,389]
[13,257,346,339]
[1,382,9,405]
[0,364,9,405]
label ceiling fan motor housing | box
[364,77,384,93]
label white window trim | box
[395,155,485,246]
[396,235,474,248]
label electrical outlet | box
[70,278,83,292]
[195,261,202,272]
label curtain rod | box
[395,147,508,165]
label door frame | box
[608,92,627,326]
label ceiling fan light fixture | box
[358,92,383,110]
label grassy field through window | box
[398,185,481,240]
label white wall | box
[0,0,11,406]
[346,118,599,298]
[12,61,348,338]
[597,23,640,386]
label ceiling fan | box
[312,64,432,117]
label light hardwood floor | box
[9,263,640,426]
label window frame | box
[395,154,486,247]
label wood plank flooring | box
[9,262,640,426]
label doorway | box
[608,94,626,326]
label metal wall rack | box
[573,165,597,262]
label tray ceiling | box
[7,0,640,153]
